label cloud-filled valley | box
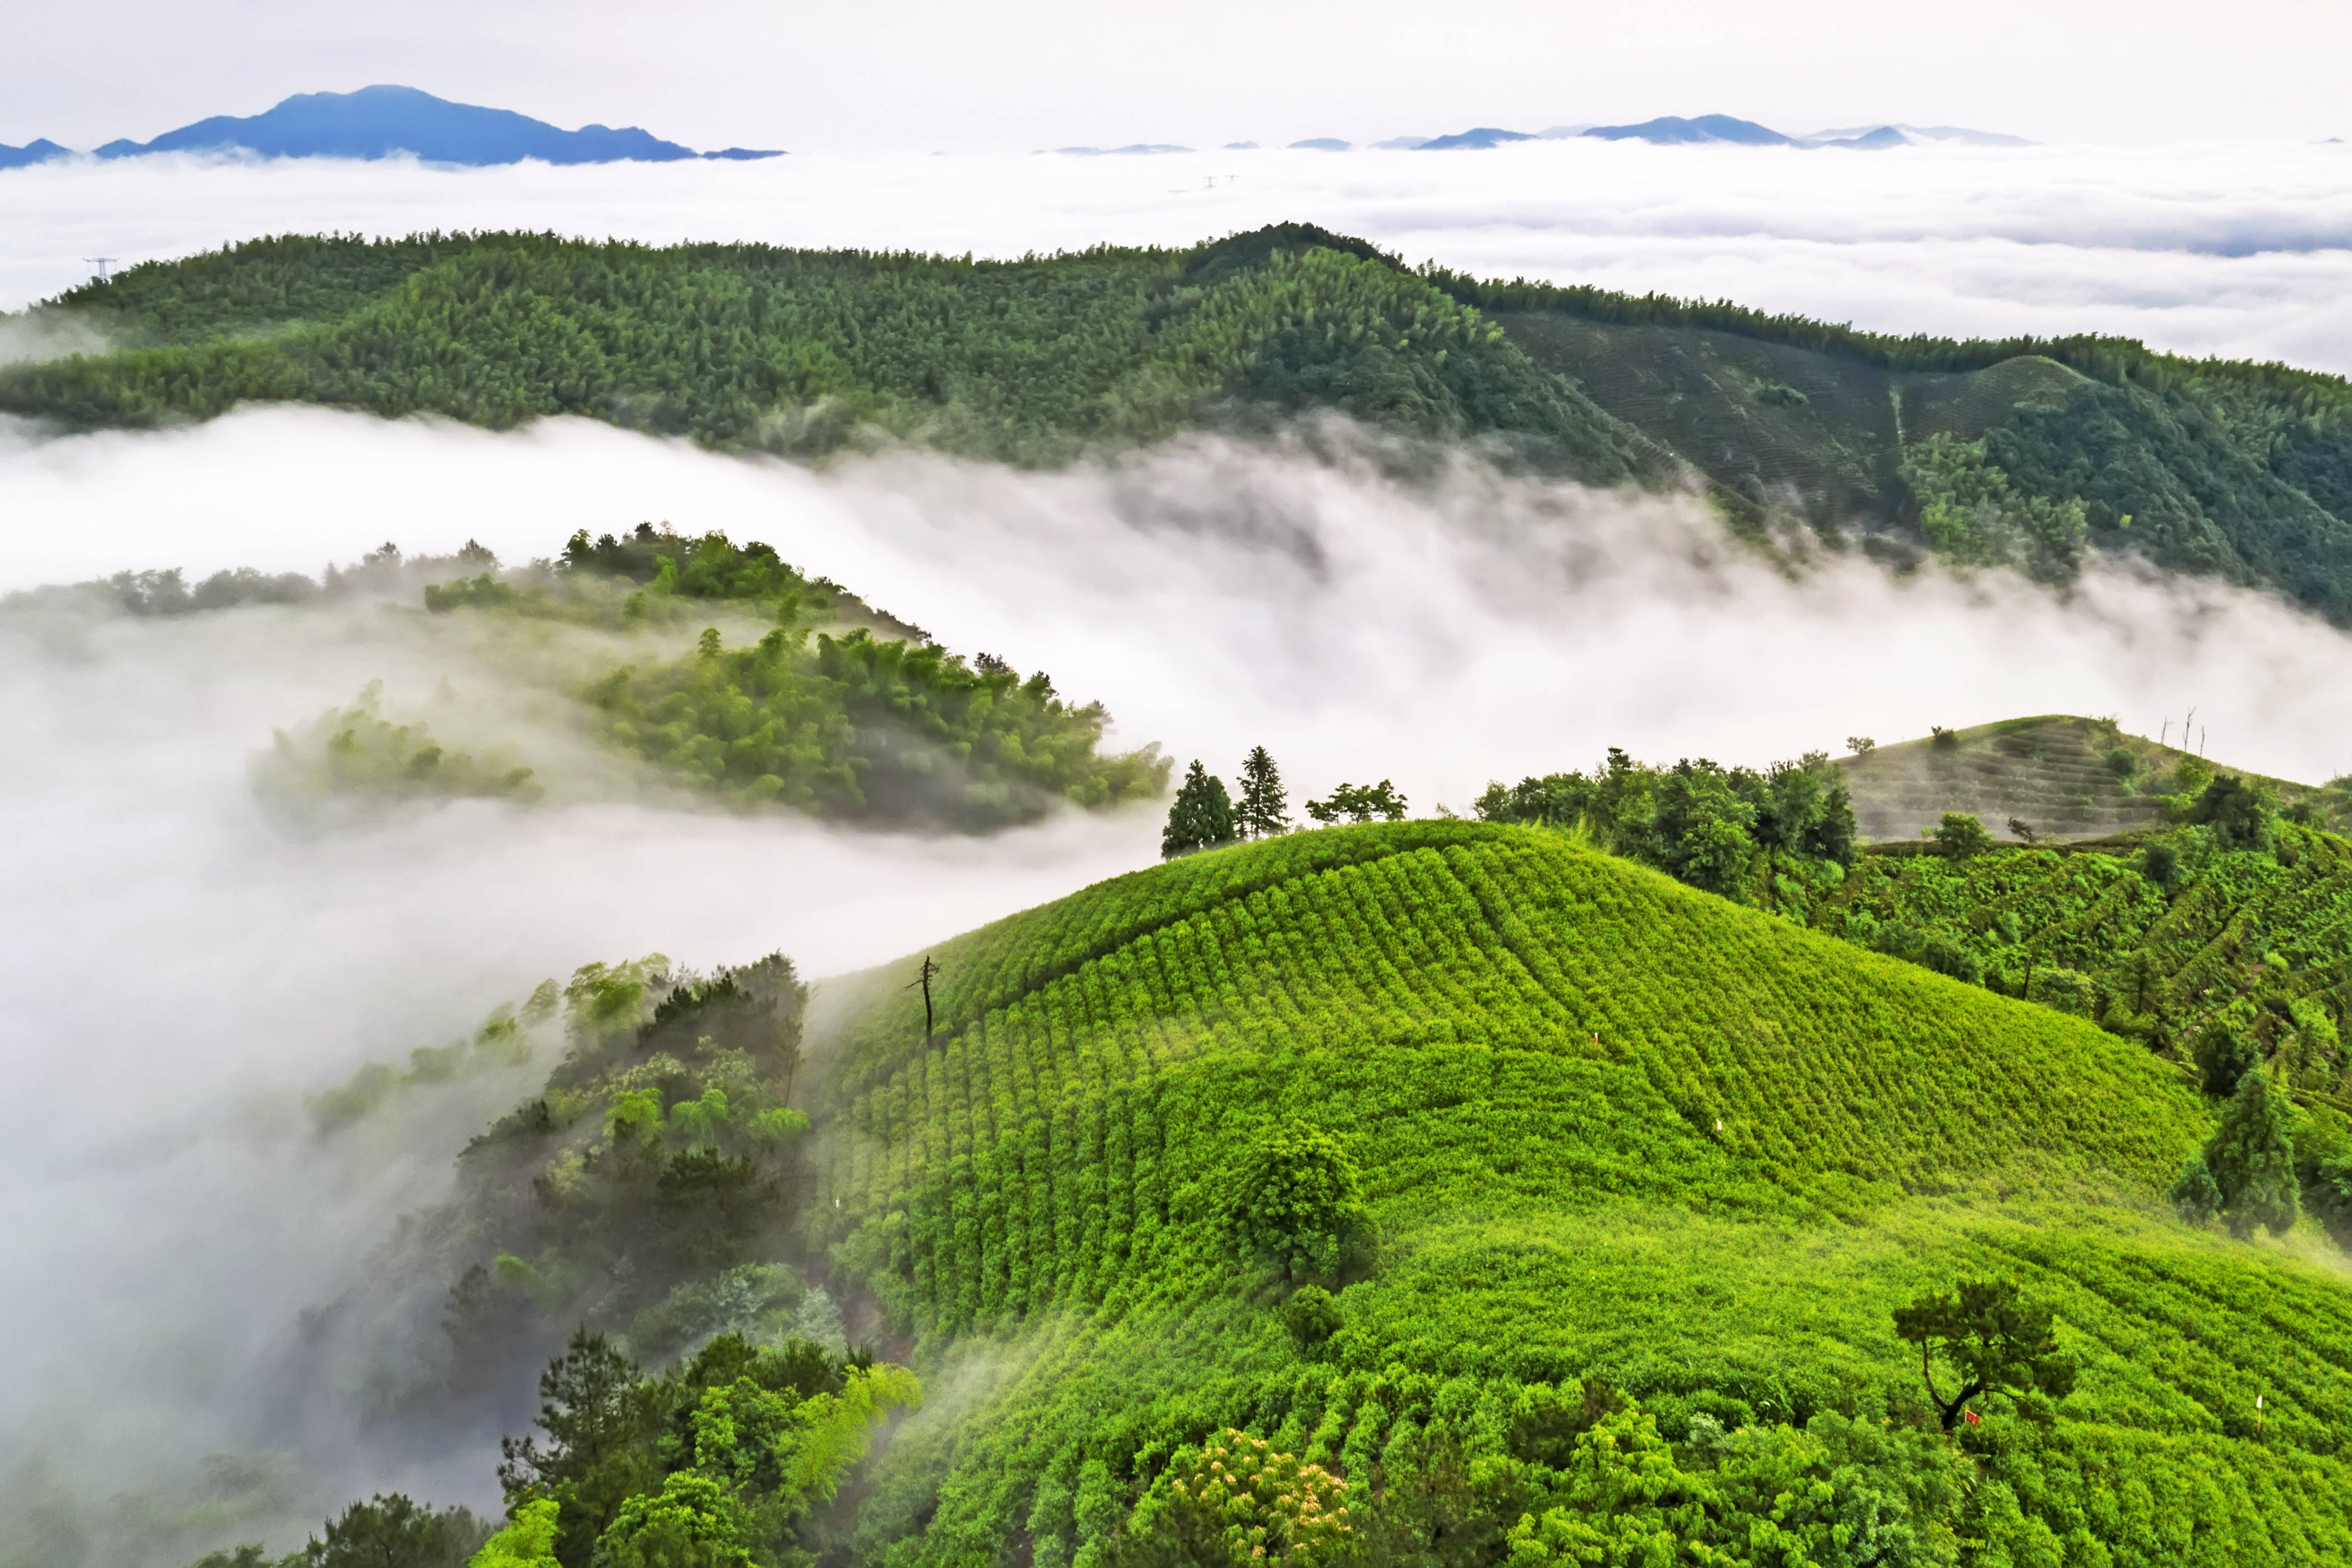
[10,137,2352,372]
[13,412,2352,1555]
[10,127,2352,1566]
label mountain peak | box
[1584,114,1794,146]
[74,85,779,167]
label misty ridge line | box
[0,85,2031,173]
[11,220,2352,637]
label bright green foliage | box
[255,682,541,814]
[1815,816,2352,1104]
[1502,1405,1965,1567]
[1476,747,1856,913]
[490,1330,918,1568]
[590,1473,750,1568]
[2201,1069,2302,1238]
[811,824,2202,1333]
[785,1364,925,1504]
[1931,811,1991,860]
[1302,779,1406,825]
[470,1501,560,1568]
[1218,1120,1371,1285]
[1890,1278,2077,1430]
[1901,432,2088,584]
[1161,760,1237,859]
[591,622,1165,829]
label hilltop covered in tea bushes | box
[189,819,2352,1566]
[784,822,2352,1564]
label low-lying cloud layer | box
[11,408,2352,1559]
[8,137,2352,368]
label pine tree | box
[2170,1150,2222,1224]
[1235,746,1290,840]
[2204,1068,2300,1238]
[1161,760,1237,860]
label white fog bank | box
[7,137,2352,369]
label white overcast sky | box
[4,0,2350,152]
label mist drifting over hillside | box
[11,113,2352,1556]
[10,403,2352,1557]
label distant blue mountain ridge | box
[1378,116,2029,150]
[1,86,781,168]
[0,137,71,170]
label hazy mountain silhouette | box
[83,85,780,165]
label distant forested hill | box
[14,223,2352,618]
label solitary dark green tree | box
[290,1495,488,1568]
[1933,812,1992,860]
[1276,1284,1344,1352]
[2203,1068,2301,1238]
[2192,1021,2259,1099]
[2190,773,2277,852]
[1892,1278,2077,1431]
[2171,1150,2224,1224]
[1161,760,1237,859]
[1235,746,1290,840]
[498,1329,658,1563]
[1221,1120,1372,1284]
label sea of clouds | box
[8,137,2352,367]
[8,136,2352,1561]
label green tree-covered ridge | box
[18,224,2352,616]
[241,524,1171,832]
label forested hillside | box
[0,227,1663,481]
[15,224,2352,619]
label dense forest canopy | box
[14,223,2352,617]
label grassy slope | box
[1839,714,2337,843]
[795,822,2352,1564]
